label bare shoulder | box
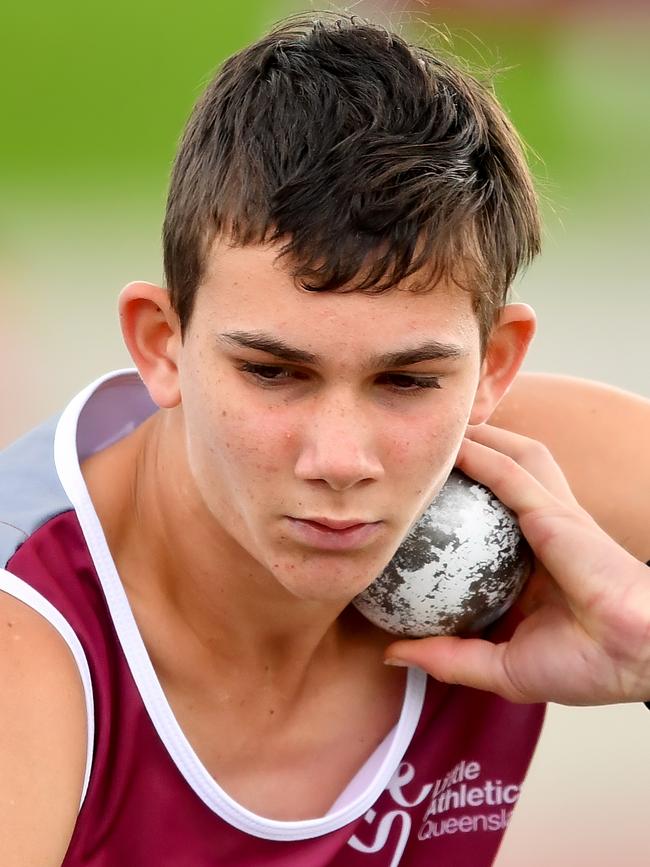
[0,589,87,866]
[489,372,650,560]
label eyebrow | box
[218,330,467,368]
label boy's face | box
[175,240,485,603]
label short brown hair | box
[163,13,541,346]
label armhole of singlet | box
[0,568,95,812]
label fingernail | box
[384,658,409,667]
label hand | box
[384,423,650,706]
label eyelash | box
[236,362,442,393]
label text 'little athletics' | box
[418,759,520,840]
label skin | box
[0,594,87,866]
[490,373,650,563]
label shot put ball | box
[352,469,532,638]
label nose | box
[293,392,385,492]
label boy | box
[1,13,649,866]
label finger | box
[385,636,528,704]
[455,436,626,611]
[464,424,578,504]
[456,435,570,518]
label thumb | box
[385,636,524,703]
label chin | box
[271,558,380,605]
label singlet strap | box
[643,560,650,710]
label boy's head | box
[119,14,539,604]
[162,13,540,349]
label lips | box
[285,517,383,551]
[299,517,372,531]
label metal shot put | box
[354,471,532,637]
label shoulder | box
[489,372,650,560]
[0,586,87,865]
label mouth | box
[285,517,383,551]
[299,517,373,530]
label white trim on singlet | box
[0,568,95,811]
[54,369,428,841]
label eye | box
[377,373,442,392]
[237,362,308,385]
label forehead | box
[195,240,481,356]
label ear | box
[469,303,537,425]
[118,281,182,409]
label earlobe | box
[469,303,537,425]
[118,281,182,409]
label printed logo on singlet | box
[347,759,520,866]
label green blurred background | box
[2,0,648,452]
[2,2,649,863]
[3,1,649,445]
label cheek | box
[178,359,283,520]
[206,413,276,477]
[192,398,291,501]
[387,399,472,495]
